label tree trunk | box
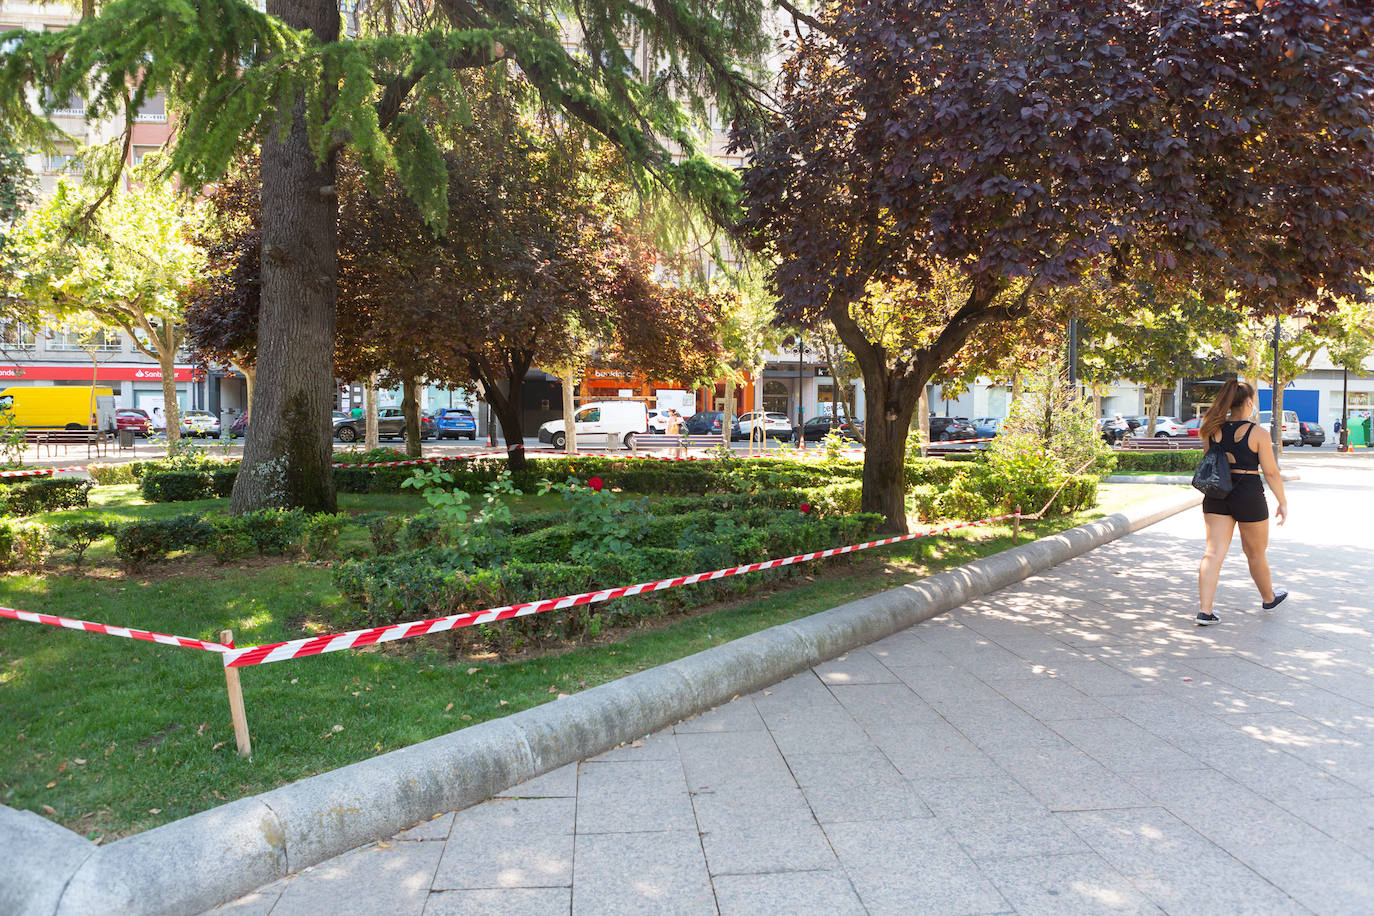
[230,0,339,514]
[402,375,422,457]
[364,373,380,451]
[159,366,181,448]
[916,387,929,458]
[1011,369,1023,405]
[723,377,736,448]
[1091,388,1102,422]
[485,377,527,472]
[562,368,577,456]
[860,372,920,533]
[1146,389,1162,436]
[230,361,256,423]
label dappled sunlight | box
[1072,881,1134,908]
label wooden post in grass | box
[220,629,252,758]
[1012,507,1021,546]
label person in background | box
[151,406,166,432]
[1195,378,1289,627]
[350,404,364,420]
[665,409,682,435]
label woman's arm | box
[1253,424,1287,525]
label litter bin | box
[117,428,136,449]
[1364,417,1373,448]
[1350,419,1369,448]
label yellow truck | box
[0,386,116,430]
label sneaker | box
[1262,589,1289,610]
[1196,612,1221,626]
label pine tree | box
[0,0,769,511]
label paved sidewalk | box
[217,467,1374,915]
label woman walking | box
[1196,379,1289,626]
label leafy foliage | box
[737,0,1374,530]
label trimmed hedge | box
[0,478,92,516]
[1112,450,1204,472]
[140,469,237,502]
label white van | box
[1257,410,1300,447]
[538,400,648,449]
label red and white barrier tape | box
[0,467,56,478]
[219,512,1018,667]
[0,605,230,653]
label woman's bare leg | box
[1237,519,1275,603]
[1198,513,1236,615]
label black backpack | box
[1191,433,1234,499]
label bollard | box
[1012,508,1021,546]
[220,629,252,758]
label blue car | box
[432,407,478,440]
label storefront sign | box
[0,364,193,382]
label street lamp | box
[795,334,805,450]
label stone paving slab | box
[213,467,1374,914]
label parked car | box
[116,408,151,436]
[1298,420,1325,447]
[180,409,220,438]
[1257,409,1300,447]
[927,416,978,441]
[334,407,436,442]
[683,410,726,436]
[229,414,249,438]
[972,417,1002,439]
[332,410,349,423]
[432,407,478,440]
[734,411,794,441]
[1131,416,1188,437]
[800,415,864,441]
[1184,418,1202,439]
[536,400,648,449]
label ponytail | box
[1199,379,1255,442]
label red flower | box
[588,477,605,492]
[799,503,812,514]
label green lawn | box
[0,481,1174,842]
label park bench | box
[1116,436,1201,452]
[24,428,114,460]
[630,434,725,456]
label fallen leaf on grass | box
[466,667,479,675]
[41,804,55,815]
[498,700,508,706]
[195,722,207,736]
[148,808,161,815]
[212,741,226,751]
[56,763,67,774]
[45,781,56,789]
[444,702,454,712]
[331,724,344,733]
[460,715,472,721]
[547,686,558,694]
[73,758,86,766]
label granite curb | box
[0,488,1203,916]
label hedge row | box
[331,507,886,655]
[0,478,93,516]
[1112,450,1204,472]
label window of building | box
[44,150,83,174]
[47,328,121,351]
[132,145,160,165]
[763,380,789,415]
[0,322,36,350]
[42,88,85,117]
[134,92,166,122]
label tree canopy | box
[738,0,1374,530]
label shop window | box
[762,380,789,415]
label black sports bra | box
[1212,420,1261,472]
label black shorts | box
[1202,474,1269,523]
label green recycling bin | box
[1350,418,1369,448]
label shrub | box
[87,464,138,486]
[52,520,114,564]
[301,513,346,560]
[936,473,993,521]
[0,478,93,516]
[141,471,216,503]
[115,516,212,569]
[0,520,51,571]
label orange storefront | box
[578,368,756,415]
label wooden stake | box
[1013,508,1021,546]
[220,629,252,758]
